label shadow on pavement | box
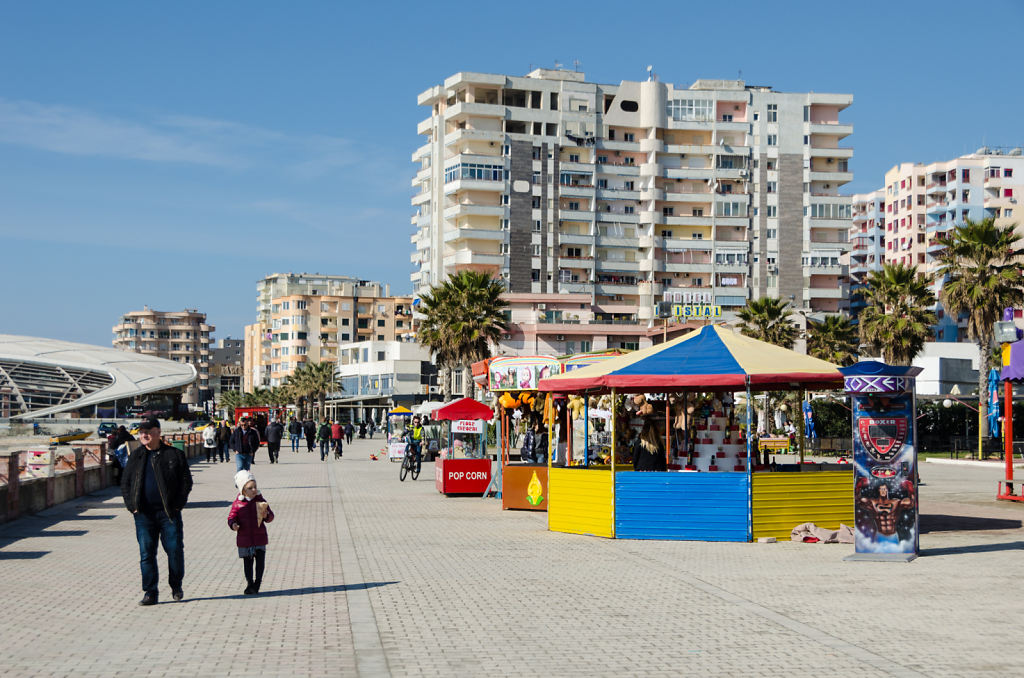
[920,514,1022,533]
[921,541,1024,556]
[186,581,399,602]
[0,551,50,560]
[0,529,88,540]
[185,500,233,509]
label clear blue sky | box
[2,1,1021,346]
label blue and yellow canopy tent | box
[537,324,849,541]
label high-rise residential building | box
[112,307,213,403]
[244,273,415,390]
[412,68,853,355]
[849,189,886,321]
[850,147,1023,341]
[210,337,244,401]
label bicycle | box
[399,438,421,481]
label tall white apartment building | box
[412,68,853,354]
[849,189,886,320]
[850,147,1023,341]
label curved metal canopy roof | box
[0,334,197,419]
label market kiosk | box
[538,325,852,541]
[433,397,494,495]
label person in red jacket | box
[331,420,344,459]
[228,470,275,595]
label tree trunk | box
[463,364,473,399]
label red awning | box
[432,397,494,421]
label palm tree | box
[806,314,859,366]
[935,217,1024,445]
[418,271,508,398]
[858,263,936,365]
[737,297,799,349]
[218,389,242,420]
[285,360,339,420]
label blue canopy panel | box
[612,327,743,377]
[615,472,749,541]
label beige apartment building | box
[412,68,853,355]
[244,273,415,391]
[112,307,213,403]
[850,147,1023,340]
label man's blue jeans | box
[289,434,300,452]
[235,453,252,472]
[319,440,329,460]
[134,510,184,596]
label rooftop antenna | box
[646,64,653,81]
[573,59,581,72]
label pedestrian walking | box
[215,420,231,463]
[230,417,261,471]
[265,418,284,464]
[344,421,354,445]
[288,417,302,453]
[202,423,217,462]
[108,425,135,485]
[368,421,376,439]
[228,470,275,595]
[302,418,316,453]
[358,421,366,439]
[317,418,331,461]
[121,418,193,605]
[331,420,344,459]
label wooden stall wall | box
[751,471,854,540]
[548,468,614,538]
[615,472,749,541]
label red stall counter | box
[435,457,492,495]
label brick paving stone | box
[2,438,1023,676]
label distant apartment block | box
[849,189,886,320]
[112,307,213,403]
[210,337,244,400]
[412,68,853,354]
[849,147,1024,340]
[244,273,415,390]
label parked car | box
[97,422,118,438]
[188,420,212,431]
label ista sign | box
[673,304,722,319]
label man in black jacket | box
[121,418,193,606]
[265,418,284,463]
[230,417,260,471]
[302,418,316,453]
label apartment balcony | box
[445,101,505,122]
[417,118,434,135]
[559,209,594,221]
[597,140,640,152]
[411,191,431,206]
[925,180,948,194]
[639,138,664,153]
[805,286,845,299]
[595,163,641,177]
[557,282,594,294]
[443,128,504,147]
[640,162,663,176]
[444,178,505,194]
[558,256,595,269]
[808,170,853,184]
[808,218,849,230]
[640,187,664,201]
[640,210,664,225]
[596,260,640,272]
[595,211,639,224]
[443,227,505,243]
[558,232,593,245]
[665,167,713,181]
[597,235,637,248]
[443,250,504,267]
[714,217,749,228]
[809,146,854,159]
[595,283,641,296]
[807,122,853,139]
[665,262,712,274]
[443,203,506,219]
[925,200,949,214]
[715,286,750,299]
[714,168,747,181]
[559,184,594,199]
[595,188,638,200]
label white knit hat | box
[234,470,255,492]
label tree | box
[418,271,508,398]
[806,314,859,366]
[857,262,936,366]
[218,390,242,420]
[935,217,1024,445]
[737,297,799,349]
[285,361,339,420]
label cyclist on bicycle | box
[406,415,424,468]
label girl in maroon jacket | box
[228,470,275,595]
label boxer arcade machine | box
[840,362,922,562]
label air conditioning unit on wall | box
[555,335,566,341]
[428,385,440,394]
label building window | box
[597,155,608,164]
[377,319,385,327]
[443,162,504,183]
[569,154,579,163]
[295,300,307,310]
[624,205,635,214]
[663,207,674,216]
[766,135,777,146]
[533,220,542,231]
[767,104,777,122]
[568,201,580,211]
[692,208,703,217]
[532,244,541,256]
[623,133,635,142]
[597,179,608,189]
[666,99,713,122]
[282,301,290,310]
[766,181,777,193]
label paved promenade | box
[2,438,1023,677]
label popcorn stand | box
[538,325,851,541]
[433,397,494,495]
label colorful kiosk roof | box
[433,397,493,421]
[538,325,843,393]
